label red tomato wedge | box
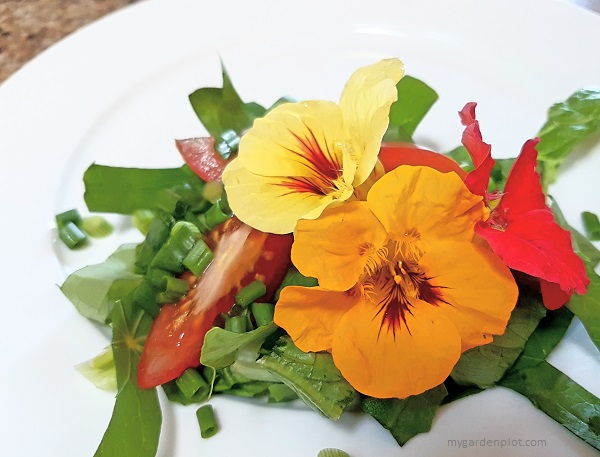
[379,142,467,178]
[176,137,232,182]
[138,217,293,388]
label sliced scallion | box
[196,404,219,439]
[58,221,87,249]
[82,215,114,238]
[251,302,275,327]
[225,315,247,333]
[175,368,210,400]
[183,239,214,276]
[235,280,267,307]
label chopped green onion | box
[251,302,275,326]
[134,212,174,274]
[157,276,189,304]
[131,209,157,235]
[317,449,350,457]
[268,383,297,403]
[130,280,160,318]
[214,129,241,159]
[157,187,190,218]
[202,181,224,204]
[150,221,199,273]
[81,215,114,238]
[175,368,210,400]
[183,239,214,276]
[225,315,247,333]
[196,404,219,439]
[58,221,87,249]
[235,280,267,307]
[582,211,600,241]
[55,208,83,227]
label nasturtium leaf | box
[550,197,600,268]
[567,265,600,352]
[385,75,438,142]
[200,323,278,370]
[500,361,600,451]
[451,287,546,388]
[61,244,141,324]
[94,302,161,457]
[257,336,359,420]
[189,63,264,142]
[84,164,204,214]
[361,384,447,446]
[536,87,600,189]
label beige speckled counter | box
[0,0,139,83]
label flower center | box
[361,232,447,336]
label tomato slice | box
[176,137,232,182]
[138,217,293,388]
[379,142,467,178]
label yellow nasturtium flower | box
[274,165,519,399]
[222,58,405,234]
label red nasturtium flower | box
[459,103,589,309]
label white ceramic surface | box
[0,0,599,455]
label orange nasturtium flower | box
[274,165,519,399]
[222,58,405,234]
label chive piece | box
[131,209,157,235]
[225,315,247,333]
[268,383,297,403]
[202,181,224,204]
[150,221,199,273]
[582,211,600,241]
[235,280,267,307]
[55,208,83,227]
[196,404,219,439]
[157,276,189,304]
[203,200,232,229]
[81,215,114,238]
[251,302,275,326]
[317,449,350,457]
[58,221,87,249]
[214,129,241,159]
[183,239,214,276]
[176,368,210,400]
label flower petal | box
[367,165,487,243]
[274,285,362,352]
[459,102,495,197]
[292,201,388,290]
[475,209,589,303]
[237,101,344,180]
[339,58,405,187]
[222,158,347,234]
[331,296,461,398]
[420,240,518,351]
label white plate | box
[0,0,599,456]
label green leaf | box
[189,62,263,140]
[385,75,438,142]
[84,164,204,214]
[567,265,600,352]
[94,302,161,457]
[76,346,117,391]
[200,323,278,370]
[61,244,142,323]
[257,336,359,420]
[536,88,600,189]
[508,306,574,373]
[361,384,447,446]
[273,266,318,302]
[451,287,546,388]
[500,361,600,450]
[550,197,600,267]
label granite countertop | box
[0,0,599,84]
[0,0,139,83]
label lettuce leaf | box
[536,88,600,189]
[361,384,447,446]
[94,302,161,457]
[60,244,142,324]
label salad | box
[59,58,600,457]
